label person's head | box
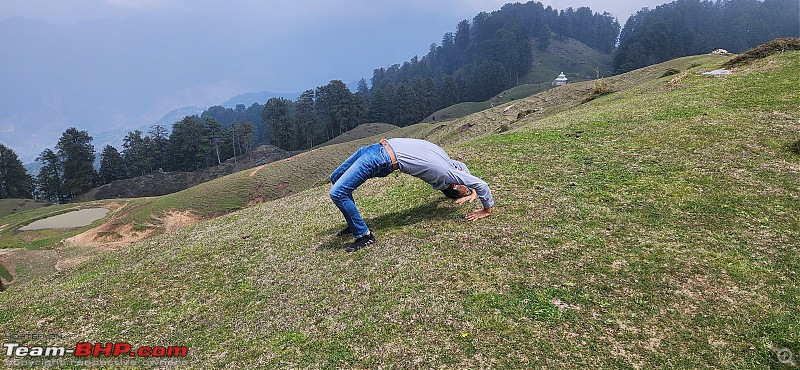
[442,184,472,199]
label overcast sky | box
[0,0,669,160]
[0,0,670,94]
[0,0,667,35]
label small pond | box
[19,208,110,231]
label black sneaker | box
[336,227,352,237]
[346,233,375,252]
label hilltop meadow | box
[1,41,799,368]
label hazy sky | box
[0,0,669,96]
[1,0,667,25]
[0,0,668,160]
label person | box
[330,138,494,252]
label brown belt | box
[379,138,399,171]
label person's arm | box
[444,168,494,221]
[453,187,492,221]
[454,188,477,204]
[446,169,494,210]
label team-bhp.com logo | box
[4,342,188,358]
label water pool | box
[19,208,110,231]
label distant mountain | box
[220,83,368,108]
[221,92,301,108]
[0,15,326,163]
[152,106,205,127]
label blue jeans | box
[330,143,394,238]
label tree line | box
[613,0,799,73]
[200,80,369,152]
[18,117,256,203]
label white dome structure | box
[552,72,568,87]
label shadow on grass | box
[318,199,461,251]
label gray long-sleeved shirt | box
[386,138,494,209]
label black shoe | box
[336,227,353,237]
[346,233,375,252]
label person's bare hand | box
[455,189,477,205]
[465,207,492,221]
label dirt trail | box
[0,250,17,285]
[249,164,267,177]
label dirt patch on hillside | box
[64,223,147,250]
[159,211,201,233]
[57,210,200,272]
[63,210,200,250]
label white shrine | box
[552,72,568,87]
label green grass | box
[0,263,11,282]
[0,198,50,218]
[0,47,798,368]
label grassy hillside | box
[524,35,614,84]
[0,199,50,219]
[1,43,799,368]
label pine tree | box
[316,80,355,139]
[204,116,223,165]
[0,143,33,199]
[294,90,319,148]
[55,127,95,201]
[122,130,152,177]
[169,116,212,171]
[235,120,255,155]
[148,125,170,171]
[368,89,390,123]
[263,97,293,151]
[35,148,63,203]
[98,145,127,184]
[395,84,423,126]
[438,76,459,109]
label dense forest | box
[2,0,797,203]
[613,0,799,72]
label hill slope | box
[1,45,799,368]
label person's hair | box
[442,185,472,199]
